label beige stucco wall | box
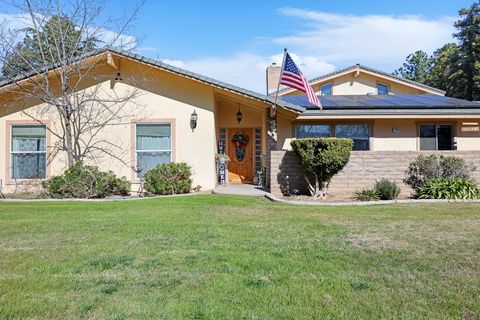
[284,119,480,152]
[373,119,418,150]
[311,72,426,96]
[0,58,218,194]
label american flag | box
[280,52,322,109]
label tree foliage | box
[395,1,480,100]
[0,0,143,170]
[393,50,432,84]
[1,15,98,77]
[291,138,352,198]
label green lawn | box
[0,196,479,319]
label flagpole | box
[270,48,288,118]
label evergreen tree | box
[453,1,480,100]
[1,16,97,77]
[429,43,462,98]
[393,50,432,83]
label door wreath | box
[232,132,249,162]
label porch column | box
[265,107,278,189]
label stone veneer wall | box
[270,150,480,196]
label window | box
[419,124,453,150]
[295,125,331,138]
[11,125,47,179]
[377,83,389,95]
[136,123,172,177]
[320,83,332,96]
[335,124,371,151]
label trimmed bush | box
[143,162,192,195]
[416,178,480,200]
[353,188,380,201]
[404,155,473,191]
[42,162,131,198]
[291,138,353,198]
[374,179,401,200]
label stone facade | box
[270,150,480,197]
[264,107,278,188]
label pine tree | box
[1,16,97,77]
[393,50,432,83]
[453,1,480,100]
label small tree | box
[0,0,144,168]
[291,138,353,198]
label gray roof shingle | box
[0,47,303,113]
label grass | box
[0,195,479,319]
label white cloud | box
[275,8,456,69]
[163,53,335,93]
[160,9,456,93]
[0,8,458,94]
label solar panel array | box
[280,94,480,111]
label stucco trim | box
[5,119,51,185]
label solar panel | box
[280,93,480,109]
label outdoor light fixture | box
[190,110,198,131]
[236,104,243,124]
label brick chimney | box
[266,62,284,95]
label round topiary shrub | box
[42,162,131,198]
[416,177,480,200]
[291,138,353,198]
[143,162,192,195]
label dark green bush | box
[374,179,401,200]
[404,155,473,191]
[143,162,192,195]
[42,162,131,198]
[353,188,380,201]
[291,138,353,198]
[416,178,480,200]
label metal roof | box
[0,47,304,113]
[275,64,446,95]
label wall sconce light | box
[236,104,243,124]
[392,128,401,133]
[190,110,198,131]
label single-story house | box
[1,49,480,195]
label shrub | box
[143,162,192,195]
[42,162,131,198]
[291,138,353,198]
[404,155,473,191]
[374,179,401,200]
[416,178,480,200]
[353,188,380,201]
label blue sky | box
[0,0,474,93]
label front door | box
[228,129,253,183]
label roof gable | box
[277,64,446,96]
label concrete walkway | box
[212,184,269,197]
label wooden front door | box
[228,128,253,183]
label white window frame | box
[10,124,47,180]
[377,82,390,95]
[135,123,173,178]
